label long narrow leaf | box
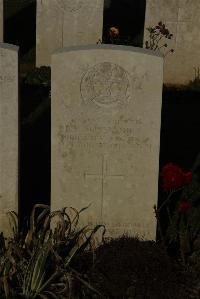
[7,211,18,239]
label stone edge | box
[0,42,19,51]
[52,44,163,58]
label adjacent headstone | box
[36,0,104,66]
[0,0,3,42]
[0,43,18,236]
[51,45,163,240]
[144,0,200,85]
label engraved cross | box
[84,156,124,219]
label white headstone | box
[51,45,163,240]
[36,0,104,66]
[0,43,18,236]
[0,0,3,42]
[144,0,200,84]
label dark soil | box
[73,236,196,299]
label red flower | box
[160,163,193,191]
[177,201,192,213]
[160,163,186,191]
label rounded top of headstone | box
[52,44,163,58]
[55,0,85,12]
[0,43,19,51]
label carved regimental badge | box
[80,62,131,109]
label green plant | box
[145,21,174,56]
[0,204,105,299]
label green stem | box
[158,187,183,212]
[166,206,172,224]
[154,206,166,248]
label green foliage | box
[25,66,51,88]
[0,205,105,299]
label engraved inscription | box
[80,62,131,108]
[0,75,15,84]
[58,117,152,154]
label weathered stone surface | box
[0,0,3,42]
[36,0,104,66]
[51,45,163,240]
[0,43,18,236]
[144,0,200,84]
